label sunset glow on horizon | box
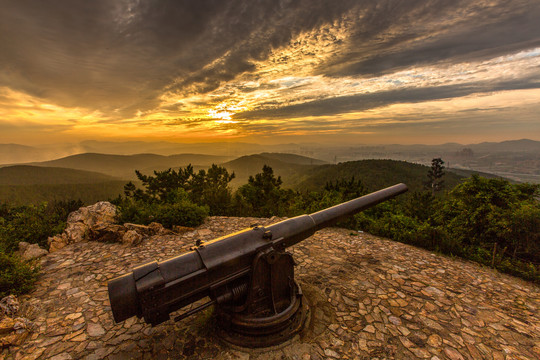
[1,1,540,146]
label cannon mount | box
[214,248,309,347]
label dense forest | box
[0,165,126,205]
[1,160,539,297]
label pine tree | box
[426,158,445,196]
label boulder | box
[0,318,31,349]
[67,201,117,226]
[48,201,119,252]
[18,242,30,252]
[0,318,17,335]
[12,317,32,333]
[18,242,48,261]
[149,222,166,234]
[0,318,14,335]
[0,328,29,348]
[122,230,143,246]
[46,201,185,251]
[64,221,89,243]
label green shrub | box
[152,202,209,228]
[0,200,81,252]
[0,252,40,298]
[116,199,208,228]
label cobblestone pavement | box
[3,216,539,359]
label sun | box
[207,103,247,124]
[208,109,235,123]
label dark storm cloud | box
[322,0,540,77]
[235,77,540,120]
[0,0,167,114]
[0,0,358,116]
[1,0,539,117]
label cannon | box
[108,183,408,347]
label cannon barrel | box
[108,183,408,326]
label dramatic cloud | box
[0,0,539,144]
[236,77,540,120]
[321,1,540,77]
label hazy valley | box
[2,139,539,187]
[0,139,531,205]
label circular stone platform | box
[3,216,539,359]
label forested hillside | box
[0,165,117,185]
[0,182,126,206]
[0,156,506,205]
[0,165,126,205]
[291,159,465,192]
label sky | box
[1,0,540,146]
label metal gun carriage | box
[108,183,408,347]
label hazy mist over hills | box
[1,139,538,184]
[29,153,233,179]
[0,141,306,165]
[0,147,518,206]
[2,138,540,162]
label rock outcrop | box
[121,230,143,247]
[47,202,182,252]
[48,201,118,252]
[0,296,34,350]
[17,242,48,261]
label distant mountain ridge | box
[468,139,540,152]
[25,153,234,179]
[0,141,311,165]
[2,139,539,180]
[0,165,118,185]
[14,152,327,184]
[0,152,328,204]
[256,153,327,165]
[221,153,326,187]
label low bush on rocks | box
[116,199,208,228]
[0,253,39,298]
